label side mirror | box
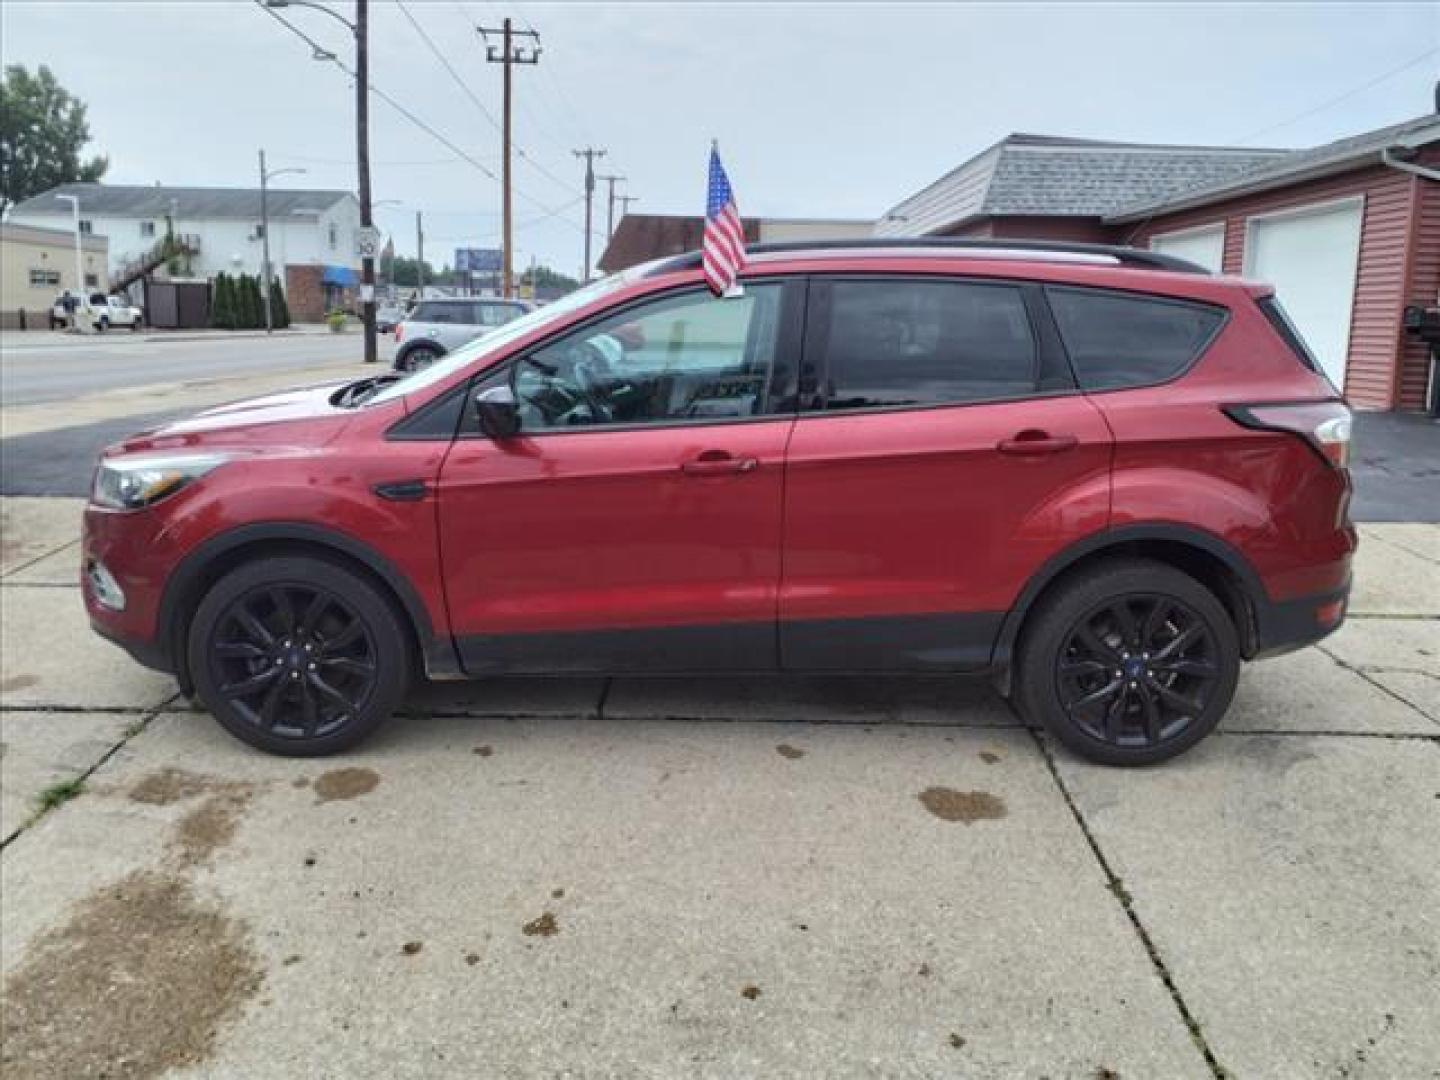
[474,383,520,440]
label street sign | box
[455,248,502,274]
[356,226,383,259]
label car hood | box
[109,381,354,455]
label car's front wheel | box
[1014,559,1239,766]
[188,555,412,756]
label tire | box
[401,344,441,372]
[130,318,142,332]
[187,555,412,756]
[1013,559,1239,766]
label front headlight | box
[92,453,229,510]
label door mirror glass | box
[474,383,520,440]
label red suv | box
[83,240,1354,764]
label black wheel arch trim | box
[158,522,462,690]
[395,339,448,369]
[990,522,1271,694]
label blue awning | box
[322,265,358,287]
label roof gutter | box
[1380,146,1440,182]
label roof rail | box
[646,237,1210,276]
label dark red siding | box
[1128,165,1424,410]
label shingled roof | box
[1107,113,1440,221]
[875,134,1288,237]
[9,183,355,220]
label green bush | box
[269,279,290,328]
[236,273,261,329]
[210,273,233,329]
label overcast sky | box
[3,1,1438,276]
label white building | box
[7,183,361,286]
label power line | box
[397,0,581,199]
[1231,46,1440,145]
[255,0,587,232]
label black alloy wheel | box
[189,556,411,755]
[1056,594,1220,749]
[210,584,377,740]
[404,345,441,372]
[1015,559,1239,766]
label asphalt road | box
[0,331,368,407]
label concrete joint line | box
[0,692,183,855]
[0,538,81,581]
[1316,644,1440,728]
[1029,727,1231,1080]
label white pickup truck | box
[53,293,144,331]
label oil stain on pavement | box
[312,766,380,803]
[918,787,1007,824]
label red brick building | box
[879,116,1440,413]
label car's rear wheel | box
[188,555,411,756]
[402,344,441,372]
[1014,559,1239,766]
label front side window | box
[514,285,782,430]
[816,279,1038,410]
[412,302,459,324]
[473,302,522,327]
[1048,287,1226,391]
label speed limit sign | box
[355,226,383,259]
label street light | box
[259,151,307,332]
[266,0,378,362]
[54,194,84,311]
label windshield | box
[367,267,648,406]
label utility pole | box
[599,174,626,241]
[572,147,606,281]
[479,17,541,299]
[259,150,306,333]
[616,193,639,224]
[356,0,377,362]
[415,210,425,296]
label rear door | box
[436,279,804,672]
[779,275,1113,670]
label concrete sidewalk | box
[1,502,1436,1077]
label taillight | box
[394,324,404,344]
[1223,401,1353,468]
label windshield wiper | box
[333,373,405,408]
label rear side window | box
[411,302,457,323]
[1048,288,1225,391]
[1256,295,1321,373]
[818,279,1037,410]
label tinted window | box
[819,280,1037,410]
[1048,288,1225,390]
[411,302,453,323]
[515,285,781,429]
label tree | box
[0,64,108,214]
[269,280,291,329]
[389,255,437,290]
[235,274,261,329]
[210,273,234,330]
[526,264,580,292]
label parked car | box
[88,293,144,332]
[50,292,79,329]
[392,297,533,372]
[83,239,1354,763]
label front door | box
[779,275,1113,670]
[436,281,801,673]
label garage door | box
[1151,225,1225,273]
[1244,199,1363,392]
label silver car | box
[392,297,533,371]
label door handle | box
[680,451,759,477]
[996,430,1079,456]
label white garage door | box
[1151,224,1225,273]
[1244,198,1363,392]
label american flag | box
[703,144,746,296]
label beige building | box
[0,221,110,329]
